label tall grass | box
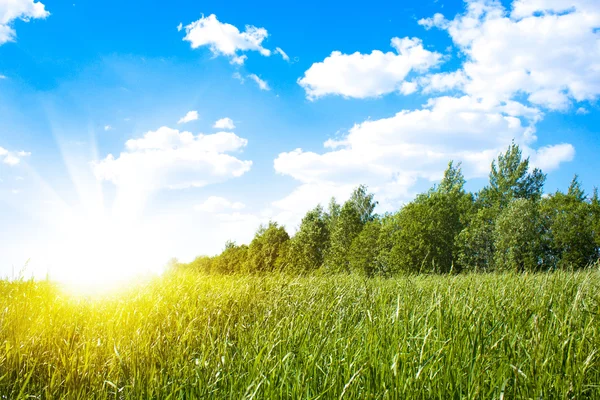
[1,270,599,398]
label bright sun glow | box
[12,139,169,294]
[47,213,164,293]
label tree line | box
[181,143,600,275]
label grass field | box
[1,270,600,399]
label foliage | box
[348,184,378,224]
[458,144,545,272]
[245,222,290,272]
[324,201,363,273]
[347,220,382,276]
[494,198,545,272]
[382,163,472,273]
[540,176,597,269]
[182,143,598,274]
[280,206,329,272]
[480,141,546,208]
[212,241,248,274]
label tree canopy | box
[182,144,599,275]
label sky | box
[0,0,599,283]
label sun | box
[44,211,164,293]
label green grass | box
[1,270,600,399]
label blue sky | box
[1,0,599,283]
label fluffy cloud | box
[213,117,236,130]
[93,126,252,191]
[248,74,270,91]
[195,196,245,213]
[298,37,442,99]
[182,14,271,65]
[529,143,575,171]
[0,0,49,45]
[274,95,574,222]
[418,0,600,109]
[178,110,199,124]
[0,146,30,166]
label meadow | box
[1,269,599,399]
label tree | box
[281,205,330,272]
[376,212,404,275]
[494,199,544,272]
[540,176,597,269]
[457,143,546,271]
[348,185,378,224]
[213,241,248,274]
[246,222,290,273]
[348,220,382,276]
[382,162,472,273]
[438,161,466,195]
[456,206,497,272]
[480,141,546,208]
[188,256,214,274]
[325,201,363,273]
[324,197,341,234]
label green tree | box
[325,201,363,273]
[480,141,546,208]
[494,198,544,272]
[540,176,597,269]
[348,185,378,224]
[213,241,248,274]
[324,197,341,234]
[281,205,330,272]
[348,220,382,276]
[457,143,546,271]
[246,222,290,273]
[376,212,404,275]
[188,255,214,274]
[382,162,472,273]
[456,206,497,272]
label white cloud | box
[0,0,49,45]
[0,146,30,166]
[182,14,271,64]
[104,125,112,131]
[275,47,289,61]
[93,126,252,191]
[298,37,442,99]
[529,143,575,171]
[400,81,418,95]
[272,0,591,227]
[576,107,589,115]
[274,95,573,223]
[418,13,446,30]
[420,0,600,110]
[178,110,199,124]
[176,22,182,32]
[3,154,21,166]
[0,74,6,79]
[195,196,245,213]
[419,70,468,94]
[248,74,270,91]
[213,117,236,130]
[230,54,247,65]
